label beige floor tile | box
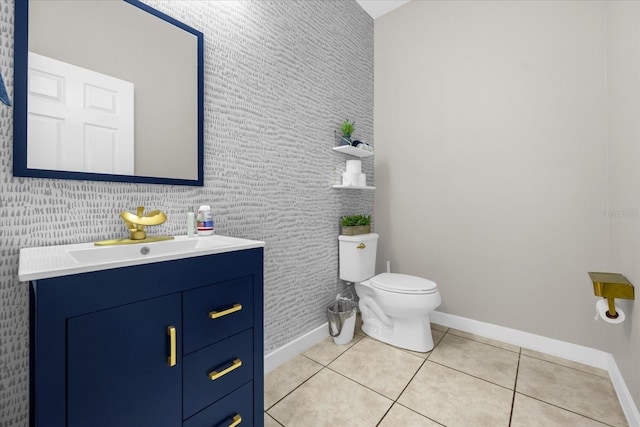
[401,349,431,359]
[448,328,520,353]
[402,348,432,359]
[267,368,393,427]
[400,328,445,359]
[378,404,441,427]
[264,355,323,409]
[432,328,446,346]
[517,355,627,427]
[303,335,362,366]
[355,313,365,336]
[398,361,513,426]
[328,337,424,399]
[511,393,609,427]
[431,322,448,332]
[521,348,609,378]
[264,412,283,427]
[429,334,519,389]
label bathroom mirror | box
[13,0,204,186]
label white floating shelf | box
[332,145,374,158]
[333,184,376,190]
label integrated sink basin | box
[18,234,265,281]
[68,239,198,263]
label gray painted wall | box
[0,1,374,424]
[606,0,640,410]
[374,0,639,408]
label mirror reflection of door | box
[14,0,203,184]
[27,52,134,175]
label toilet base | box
[360,314,435,353]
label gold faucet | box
[121,206,168,240]
[95,206,174,246]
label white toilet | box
[338,233,441,352]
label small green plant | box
[340,214,371,227]
[341,119,355,138]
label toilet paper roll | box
[342,172,360,186]
[346,160,362,174]
[595,299,625,324]
[343,172,366,187]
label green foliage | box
[340,214,371,227]
[341,119,355,137]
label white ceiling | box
[356,0,411,19]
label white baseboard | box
[264,322,329,374]
[430,310,640,426]
[430,311,611,368]
[605,353,640,426]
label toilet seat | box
[367,273,438,295]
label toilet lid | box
[368,273,438,294]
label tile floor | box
[264,318,628,427]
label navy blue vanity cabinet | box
[29,247,264,427]
[67,294,183,427]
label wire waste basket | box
[327,299,357,345]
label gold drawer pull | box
[167,326,176,367]
[209,303,242,319]
[228,414,242,427]
[208,358,242,381]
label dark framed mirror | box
[14,0,204,186]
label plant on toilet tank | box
[340,214,371,236]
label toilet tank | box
[338,233,378,282]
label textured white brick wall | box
[0,1,373,424]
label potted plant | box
[340,214,371,236]
[340,119,355,145]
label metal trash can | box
[327,300,357,345]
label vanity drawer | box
[183,381,253,427]
[183,276,254,354]
[183,328,253,419]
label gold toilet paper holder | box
[588,272,634,319]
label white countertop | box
[18,234,265,282]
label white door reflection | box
[27,52,134,175]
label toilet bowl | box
[356,273,441,352]
[338,233,442,352]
